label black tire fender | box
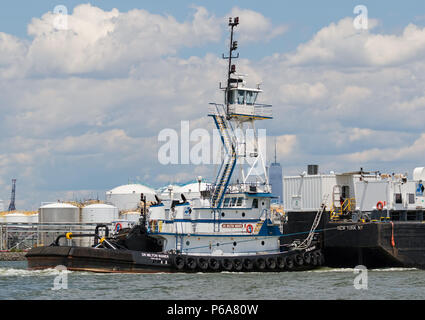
[186,257,197,270]
[286,256,294,270]
[208,257,220,271]
[221,258,233,271]
[295,253,304,266]
[197,257,208,270]
[243,258,253,270]
[266,257,277,270]
[303,252,312,265]
[174,255,185,270]
[256,257,266,270]
[233,258,243,271]
[277,256,286,269]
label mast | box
[209,16,273,209]
[223,17,239,118]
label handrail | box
[330,198,356,220]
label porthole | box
[233,242,237,246]
[242,212,245,217]
[216,243,220,246]
[186,241,190,246]
[221,212,225,217]
[261,241,265,246]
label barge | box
[282,166,425,268]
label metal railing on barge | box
[0,222,116,251]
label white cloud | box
[228,7,288,43]
[2,5,425,207]
[342,133,425,163]
[2,4,221,77]
[283,17,425,67]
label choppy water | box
[1,261,424,300]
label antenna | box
[8,179,16,211]
[274,137,277,164]
[222,16,240,117]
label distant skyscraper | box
[269,141,283,204]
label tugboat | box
[26,17,323,273]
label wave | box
[0,267,73,277]
[309,267,419,273]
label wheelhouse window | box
[227,90,236,105]
[236,197,243,206]
[228,89,259,105]
[230,197,237,207]
[252,198,258,208]
[245,91,258,105]
[223,198,230,207]
[237,90,245,104]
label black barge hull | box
[26,246,323,273]
[283,211,425,269]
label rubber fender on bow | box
[286,256,294,270]
[303,252,312,265]
[276,256,286,269]
[295,253,304,266]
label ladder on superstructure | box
[210,105,238,209]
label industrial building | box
[283,165,425,221]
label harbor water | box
[1,261,425,300]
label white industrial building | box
[283,166,425,214]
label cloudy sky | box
[1,1,425,210]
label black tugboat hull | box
[25,245,323,273]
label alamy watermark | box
[51,265,68,290]
[353,265,368,290]
[353,5,368,30]
[53,5,68,30]
[158,121,267,168]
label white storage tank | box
[39,202,79,223]
[81,203,119,224]
[39,202,80,246]
[413,167,425,181]
[80,203,118,247]
[178,182,207,199]
[4,212,37,225]
[106,184,157,211]
[120,211,141,224]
